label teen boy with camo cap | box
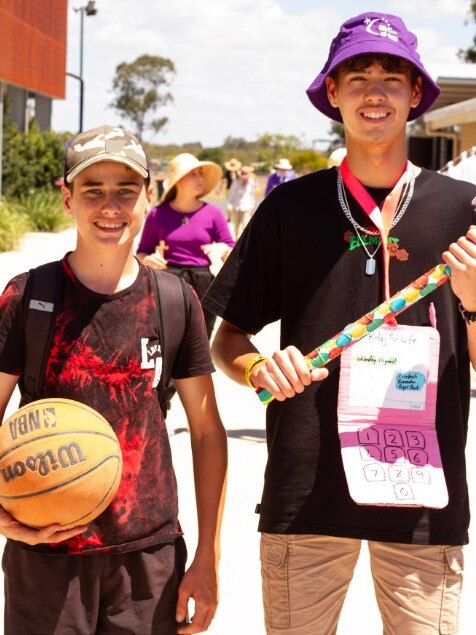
[0,125,227,634]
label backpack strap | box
[149,268,191,417]
[19,262,189,413]
[21,261,63,406]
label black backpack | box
[20,261,190,416]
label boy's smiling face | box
[325,57,422,151]
[62,161,152,250]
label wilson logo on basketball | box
[1,442,87,482]
[8,407,57,441]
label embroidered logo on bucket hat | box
[306,12,441,122]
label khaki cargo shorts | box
[260,533,463,634]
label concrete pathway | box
[0,229,475,633]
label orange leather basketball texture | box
[0,398,123,529]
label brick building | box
[0,0,67,132]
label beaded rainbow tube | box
[257,263,451,405]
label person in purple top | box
[264,158,296,196]
[137,152,235,339]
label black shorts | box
[3,537,187,634]
[166,265,216,338]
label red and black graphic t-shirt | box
[0,257,214,554]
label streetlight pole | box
[78,5,85,132]
[73,1,97,133]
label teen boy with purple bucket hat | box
[204,11,476,634]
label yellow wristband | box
[244,355,267,388]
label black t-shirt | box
[0,257,214,554]
[204,167,476,545]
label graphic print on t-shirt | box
[140,337,162,388]
[343,231,409,262]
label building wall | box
[6,84,28,132]
[408,135,453,171]
[461,123,476,152]
[0,0,67,99]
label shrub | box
[288,150,328,175]
[20,190,71,232]
[2,115,71,199]
[0,199,31,252]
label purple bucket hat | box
[306,12,441,122]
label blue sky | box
[52,0,476,147]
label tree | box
[222,136,250,150]
[198,147,225,166]
[254,132,303,168]
[327,122,345,152]
[459,1,476,62]
[110,54,176,140]
[288,150,327,174]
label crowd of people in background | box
[149,154,313,243]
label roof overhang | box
[430,77,476,110]
[424,97,476,131]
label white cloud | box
[388,0,469,19]
[52,0,475,147]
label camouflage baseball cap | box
[64,125,149,183]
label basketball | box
[0,398,122,529]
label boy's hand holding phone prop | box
[256,263,451,405]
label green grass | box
[0,199,31,252]
[0,189,73,253]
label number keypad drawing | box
[358,426,432,502]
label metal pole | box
[79,8,84,132]
[79,76,84,133]
[66,71,84,131]
[0,82,4,198]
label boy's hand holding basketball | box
[0,505,87,545]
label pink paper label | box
[337,325,448,508]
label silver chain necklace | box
[337,165,415,275]
[352,226,381,275]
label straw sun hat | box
[161,153,223,201]
[224,158,242,171]
[274,158,293,171]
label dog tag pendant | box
[365,258,376,276]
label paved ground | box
[1,229,476,633]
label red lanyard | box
[340,158,412,301]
